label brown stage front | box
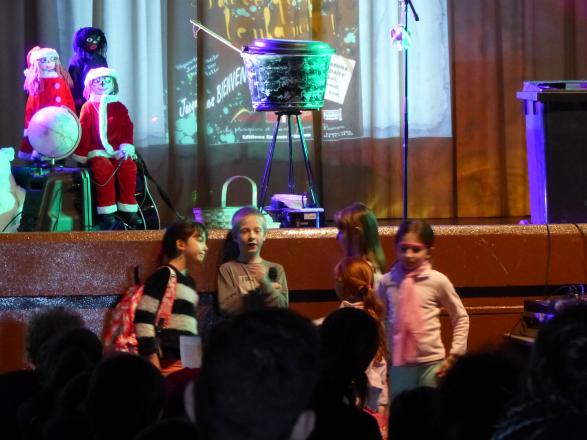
[1,223,586,372]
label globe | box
[27,106,81,160]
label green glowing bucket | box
[241,39,335,112]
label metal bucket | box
[241,39,335,112]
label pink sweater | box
[377,265,469,364]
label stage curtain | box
[2,1,587,223]
[450,0,587,217]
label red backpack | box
[103,266,177,354]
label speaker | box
[518,81,587,223]
[12,167,93,231]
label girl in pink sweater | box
[377,219,469,399]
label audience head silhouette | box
[526,303,587,408]
[195,308,319,440]
[25,307,85,368]
[86,353,165,440]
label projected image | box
[172,0,361,146]
[175,56,197,145]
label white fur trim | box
[87,150,115,160]
[29,48,59,64]
[72,154,87,164]
[97,95,119,155]
[119,143,136,159]
[99,95,118,154]
[117,202,138,212]
[84,67,118,87]
[96,204,117,214]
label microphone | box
[268,267,278,282]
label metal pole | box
[399,0,419,220]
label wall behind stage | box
[1,1,587,224]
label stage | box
[1,222,586,372]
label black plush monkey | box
[68,27,108,114]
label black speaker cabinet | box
[518,81,587,224]
[11,166,93,231]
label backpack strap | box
[154,266,178,331]
[133,265,141,285]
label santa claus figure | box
[72,67,139,230]
[19,47,75,161]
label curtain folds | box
[451,0,587,217]
[2,1,586,224]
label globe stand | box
[37,158,57,170]
[27,159,59,178]
[257,110,320,210]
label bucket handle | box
[221,176,257,208]
[189,20,242,54]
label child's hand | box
[436,354,459,378]
[247,263,268,282]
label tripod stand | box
[257,110,320,209]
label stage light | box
[390,24,412,51]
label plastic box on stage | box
[517,81,587,224]
[11,167,93,231]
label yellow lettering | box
[273,0,285,25]
[273,26,285,38]
[224,6,231,39]
[263,6,272,38]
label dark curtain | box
[2,1,587,225]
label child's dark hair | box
[525,303,587,410]
[395,219,435,247]
[318,307,379,409]
[26,307,85,367]
[334,202,387,273]
[196,308,319,440]
[159,220,207,265]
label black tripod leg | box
[287,115,295,194]
[258,115,281,209]
[295,114,320,207]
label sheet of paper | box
[325,54,356,105]
[180,335,202,368]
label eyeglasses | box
[91,76,113,85]
[39,56,59,63]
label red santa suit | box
[73,94,138,215]
[19,77,76,160]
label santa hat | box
[26,46,41,68]
[29,47,59,64]
[84,67,118,88]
